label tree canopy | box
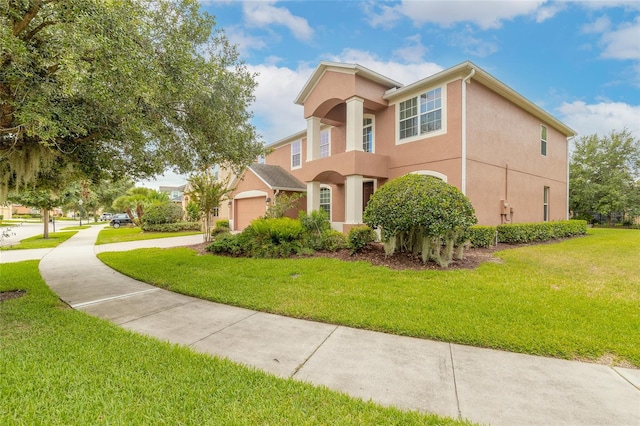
[569,129,640,223]
[1,0,264,200]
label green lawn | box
[96,226,201,245]
[99,228,640,368]
[0,261,464,425]
[0,231,77,250]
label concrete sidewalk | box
[36,226,639,425]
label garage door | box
[236,196,267,230]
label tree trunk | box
[43,209,49,239]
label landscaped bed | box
[98,228,640,368]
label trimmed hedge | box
[497,220,587,244]
[141,222,201,232]
[468,225,496,248]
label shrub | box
[299,210,330,234]
[215,219,230,229]
[321,229,347,252]
[210,219,230,237]
[141,222,201,232]
[206,233,244,256]
[363,174,477,267]
[468,225,497,248]
[143,202,184,225]
[347,225,376,254]
[251,217,303,243]
[497,220,587,244]
[186,201,200,222]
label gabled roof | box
[294,61,403,106]
[248,163,306,191]
[383,61,576,137]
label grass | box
[0,231,77,250]
[0,261,465,425]
[96,226,201,245]
[99,228,640,368]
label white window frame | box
[319,129,330,158]
[543,186,550,222]
[363,115,375,153]
[541,125,548,156]
[291,140,301,169]
[396,85,446,145]
[319,186,331,219]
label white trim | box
[291,139,302,170]
[319,184,332,220]
[393,84,448,146]
[461,68,474,195]
[409,170,448,182]
[363,114,375,153]
[234,190,268,200]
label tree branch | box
[26,19,58,40]
[12,0,43,37]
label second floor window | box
[541,125,548,156]
[319,129,330,158]
[291,140,301,168]
[363,117,374,152]
[399,87,442,140]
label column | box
[346,97,364,152]
[345,174,363,224]
[306,116,321,162]
[307,181,320,212]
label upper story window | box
[540,125,548,156]
[399,87,442,141]
[319,129,330,158]
[291,140,301,169]
[363,116,374,153]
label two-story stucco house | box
[228,61,576,232]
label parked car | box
[100,212,113,221]
[109,213,133,228]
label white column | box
[346,97,364,152]
[345,174,363,223]
[307,181,320,212]
[306,117,321,162]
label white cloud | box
[392,34,429,63]
[581,15,611,34]
[364,0,403,30]
[247,63,313,143]
[366,0,548,30]
[224,26,268,57]
[448,26,499,57]
[242,1,313,41]
[535,3,565,23]
[557,100,640,138]
[600,17,640,60]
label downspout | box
[461,68,475,195]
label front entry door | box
[363,181,374,212]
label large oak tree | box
[569,129,640,223]
[1,0,264,199]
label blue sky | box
[142,0,640,188]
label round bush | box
[143,202,185,225]
[363,174,476,267]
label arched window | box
[319,186,331,218]
[363,115,374,153]
[409,170,448,182]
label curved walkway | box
[14,226,639,425]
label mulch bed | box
[185,241,514,271]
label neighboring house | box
[229,61,576,232]
[159,185,186,205]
